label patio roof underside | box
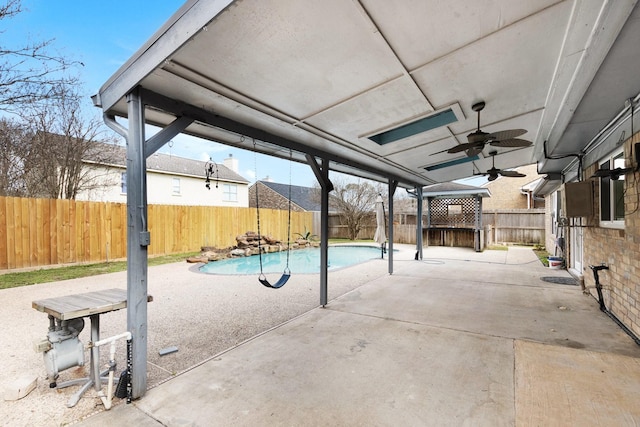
[95,0,640,190]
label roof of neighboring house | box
[521,177,544,192]
[257,181,321,211]
[85,143,248,183]
[422,182,491,199]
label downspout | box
[520,187,532,209]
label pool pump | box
[34,316,85,387]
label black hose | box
[603,309,640,346]
[589,265,640,346]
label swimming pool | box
[199,245,385,275]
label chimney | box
[223,154,238,173]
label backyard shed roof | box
[422,182,491,199]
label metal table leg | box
[58,314,102,407]
[90,314,101,392]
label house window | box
[599,149,625,228]
[172,178,181,195]
[121,172,127,194]
[223,184,237,202]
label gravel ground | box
[0,246,402,427]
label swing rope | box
[254,142,292,289]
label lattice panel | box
[430,198,478,228]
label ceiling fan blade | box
[429,147,454,156]
[592,167,635,179]
[486,129,527,141]
[499,170,526,178]
[489,138,532,148]
[592,168,613,178]
[447,141,482,154]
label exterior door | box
[570,218,584,275]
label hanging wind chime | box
[205,159,219,189]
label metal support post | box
[306,155,333,307]
[126,87,149,399]
[415,186,423,260]
[388,180,397,274]
[475,196,482,252]
[320,161,330,305]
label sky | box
[3,0,317,186]
[4,0,485,190]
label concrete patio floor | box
[78,245,640,426]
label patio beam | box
[145,115,194,157]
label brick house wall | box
[248,182,306,212]
[547,134,640,339]
[482,164,544,210]
[581,134,640,338]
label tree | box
[0,0,79,114]
[0,2,116,199]
[0,117,28,196]
[332,178,381,240]
[19,84,116,199]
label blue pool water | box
[199,245,385,275]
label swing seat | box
[259,270,290,289]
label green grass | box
[485,244,508,251]
[0,242,373,289]
[533,248,550,267]
[328,238,374,244]
[0,252,200,290]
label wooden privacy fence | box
[325,210,545,246]
[483,209,545,245]
[0,197,312,270]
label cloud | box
[244,168,256,182]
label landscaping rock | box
[191,230,305,264]
[186,256,208,264]
[206,252,227,262]
[263,235,280,245]
[236,239,251,248]
[230,249,247,257]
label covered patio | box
[78,246,640,425]
[90,0,640,410]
